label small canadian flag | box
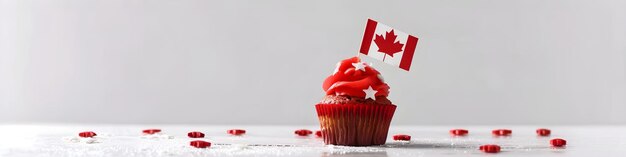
[359,19,419,71]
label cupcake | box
[316,56,396,146]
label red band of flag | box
[359,19,378,55]
[399,35,418,71]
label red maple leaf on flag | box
[374,29,404,58]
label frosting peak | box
[322,57,390,98]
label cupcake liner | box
[315,104,396,146]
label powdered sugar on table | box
[0,125,624,157]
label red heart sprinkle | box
[78,131,97,138]
[187,131,205,138]
[479,144,501,153]
[315,130,322,137]
[227,129,246,135]
[392,134,411,141]
[492,129,512,136]
[190,140,211,148]
[536,128,551,136]
[142,129,161,135]
[450,129,469,136]
[294,129,313,136]
[550,138,567,147]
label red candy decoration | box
[78,131,97,138]
[450,129,469,136]
[227,129,246,135]
[190,140,211,148]
[142,129,161,135]
[492,129,512,136]
[392,134,411,141]
[479,144,501,153]
[294,129,313,136]
[295,129,312,136]
[315,130,323,137]
[536,128,551,136]
[187,131,205,138]
[550,138,567,147]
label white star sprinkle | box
[363,86,378,100]
[352,62,367,72]
[333,62,341,75]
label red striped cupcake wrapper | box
[315,104,397,146]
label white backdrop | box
[1,0,625,125]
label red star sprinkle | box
[190,140,211,148]
[315,130,323,137]
[142,129,161,135]
[294,129,313,136]
[187,131,205,138]
[450,129,469,136]
[492,129,512,136]
[550,138,567,147]
[78,131,97,138]
[479,144,501,153]
[227,129,246,135]
[392,134,411,141]
[536,128,551,136]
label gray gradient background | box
[1,0,625,125]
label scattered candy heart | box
[294,129,313,136]
[392,134,411,141]
[190,140,211,148]
[492,129,512,136]
[479,144,501,153]
[550,138,567,147]
[315,130,322,137]
[536,128,551,136]
[142,129,161,135]
[78,131,97,138]
[450,129,469,136]
[228,129,246,135]
[187,131,205,138]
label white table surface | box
[1,124,625,157]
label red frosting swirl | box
[322,57,390,98]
